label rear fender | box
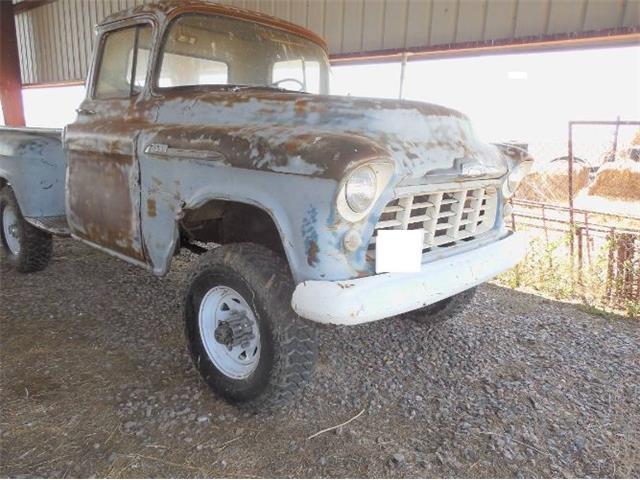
[0,128,65,218]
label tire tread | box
[0,187,52,273]
[183,243,317,409]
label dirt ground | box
[1,239,639,478]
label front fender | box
[139,153,381,282]
[137,127,397,281]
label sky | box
[5,45,640,165]
[331,45,640,164]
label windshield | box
[158,14,330,94]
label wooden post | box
[618,233,634,302]
[541,204,549,245]
[605,228,615,303]
[584,211,592,266]
[0,1,25,126]
[636,236,640,303]
[577,227,584,296]
[611,116,620,162]
[568,122,575,291]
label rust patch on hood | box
[141,123,388,179]
[149,89,505,182]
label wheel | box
[183,243,317,409]
[0,186,52,273]
[401,287,477,327]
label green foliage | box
[496,229,639,318]
[624,296,640,319]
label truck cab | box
[0,1,531,409]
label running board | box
[25,215,71,236]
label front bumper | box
[291,231,530,325]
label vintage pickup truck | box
[0,1,532,408]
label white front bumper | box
[291,231,530,325]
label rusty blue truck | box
[0,1,532,408]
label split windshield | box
[157,14,330,94]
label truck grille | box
[367,185,498,257]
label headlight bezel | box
[336,160,394,222]
[502,158,533,199]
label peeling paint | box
[147,197,157,218]
[0,1,513,288]
[0,127,65,218]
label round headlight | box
[345,166,377,213]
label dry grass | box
[497,230,640,318]
[587,159,640,202]
[516,161,590,204]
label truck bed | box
[0,127,69,234]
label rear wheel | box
[0,186,52,273]
[402,287,477,327]
[183,243,317,409]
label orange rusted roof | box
[99,0,328,53]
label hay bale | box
[515,160,589,204]
[587,159,640,202]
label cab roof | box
[98,0,328,52]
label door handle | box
[75,108,96,115]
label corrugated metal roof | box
[14,0,640,85]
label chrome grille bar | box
[368,184,499,257]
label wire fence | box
[513,121,639,208]
[502,119,639,317]
[507,198,639,312]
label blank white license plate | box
[375,229,424,273]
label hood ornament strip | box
[419,157,507,181]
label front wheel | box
[0,186,52,273]
[401,287,477,327]
[183,243,317,409]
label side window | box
[128,27,153,91]
[95,25,152,99]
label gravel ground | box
[1,239,639,478]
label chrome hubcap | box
[2,205,21,255]
[198,286,261,379]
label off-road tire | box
[0,186,53,273]
[402,287,477,327]
[183,243,317,409]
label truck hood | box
[150,90,508,182]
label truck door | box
[65,22,153,264]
